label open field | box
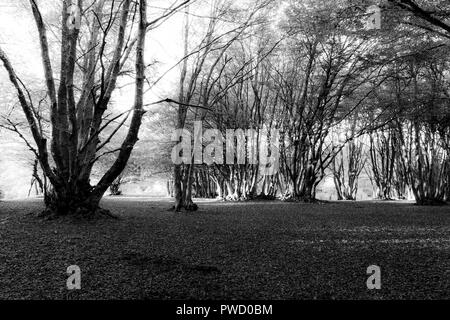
[0,198,449,299]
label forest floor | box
[0,198,449,299]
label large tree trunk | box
[1,0,149,217]
[172,6,198,212]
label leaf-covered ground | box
[0,198,449,299]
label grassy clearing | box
[0,198,449,299]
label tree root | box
[219,194,277,202]
[415,198,447,206]
[36,206,119,221]
[171,201,199,212]
[282,195,320,203]
[250,194,277,201]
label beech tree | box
[171,0,276,210]
[269,1,388,201]
[0,0,154,216]
[368,128,399,199]
[331,123,366,200]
